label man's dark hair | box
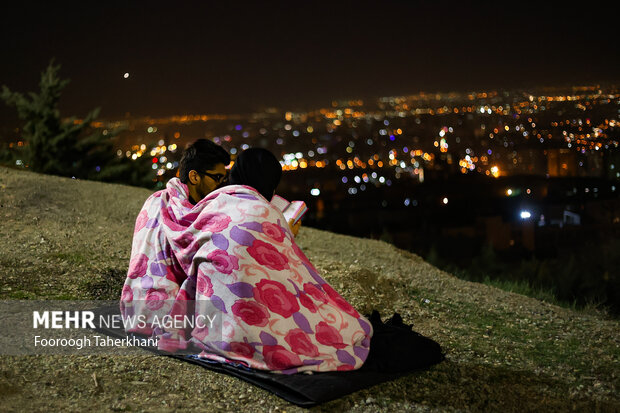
[179,139,230,184]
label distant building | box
[604,149,620,181]
[547,149,576,177]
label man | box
[178,139,231,204]
[120,139,230,349]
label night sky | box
[1,1,618,125]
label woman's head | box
[229,148,282,200]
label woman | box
[122,148,372,374]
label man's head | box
[179,139,230,202]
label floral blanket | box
[121,178,372,373]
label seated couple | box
[120,139,372,374]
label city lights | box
[43,84,617,204]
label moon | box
[123,72,130,79]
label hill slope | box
[0,166,618,412]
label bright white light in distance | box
[520,210,531,219]
[442,197,448,205]
[310,188,320,196]
[123,72,129,79]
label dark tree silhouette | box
[1,60,128,181]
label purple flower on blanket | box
[209,295,227,314]
[196,272,213,297]
[156,248,170,261]
[194,213,231,233]
[140,276,153,290]
[211,233,229,250]
[285,329,319,357]
[226,282,255,298]
[149,262,168,277]
[354,345,369,361]
[259,331,278,346]
[303,359,323,366]
[231,300,269,327]
[336,349,356,366]
[230,226,256,246]
[315,321,347,349]
[287,279,301,295]
[253,279,299,318]
[146,218,159,228]
[261,222,285,242]
[239,221,263,232]
[145,289,168,311]
[180,276,196,296]
[127,253,149,279]
[247,240,289,271]
[121,304,134,318]
[207,249,239,274]
[292,312,313,334]
[302,262,325,285]
[235,193,258,201]
[213,341,231,351]
[358,318,372,336]
[262,345,302,370]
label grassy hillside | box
[0,166,618,412]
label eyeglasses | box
[198,171,229,184]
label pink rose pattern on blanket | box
[121,178,373,374]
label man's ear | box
[188,170,200,185]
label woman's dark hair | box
[229,148,282,200]
[179,139,230,184]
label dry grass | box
[0,166,618,412]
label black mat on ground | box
[91,305,444,407]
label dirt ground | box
[0,166,618,412]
